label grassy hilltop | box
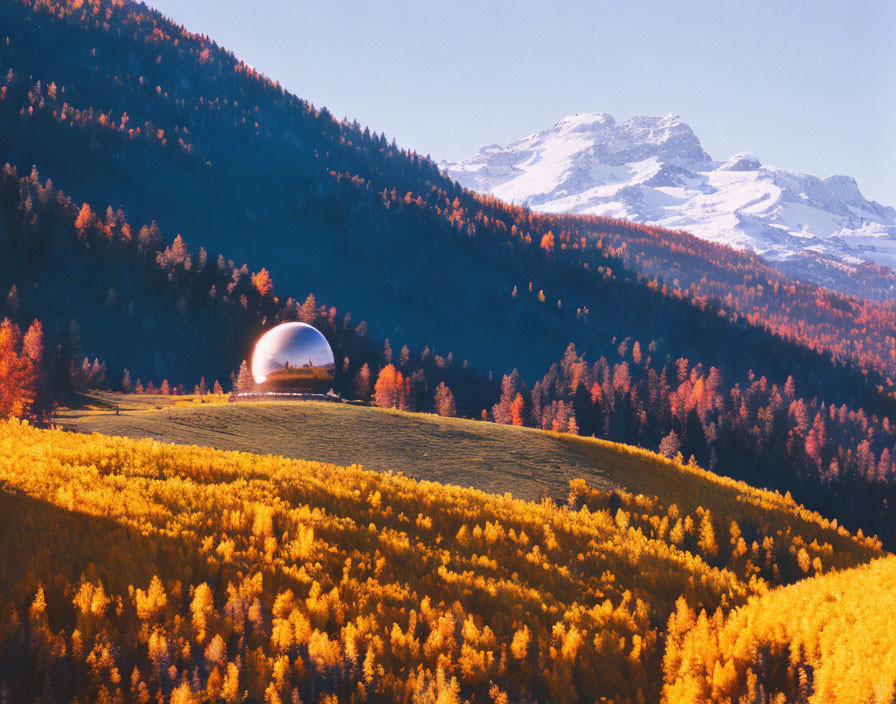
[58,394,621,500]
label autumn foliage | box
[251,268,274,298]
[0,419,881,703]
[0,317,51,421]
[0,415,885,703]
[373,364,408,410]
[5,0,896,407]
[497,341,896,545]
[663,556,896,703]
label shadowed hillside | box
[3,0,896,403]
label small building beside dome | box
[251,322,335,393]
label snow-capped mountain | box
[442,113,896,296]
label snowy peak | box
[555,112,615,128]
[442,113,896,297]
[443,113,711,210]
[590,113,711,166]
[482,111,710,167]
[720,154,761,171]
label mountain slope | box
[57,395,883,579]
[7,0,896,546]
[443,113,896,298]
[4,0,896,395]
[0,166,498,414]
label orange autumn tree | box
[73,202,93,236]
[251,268,274,297]
[511,393,526,426]
[21,319,52,421]
[0,318,38,420]
[374,364,408,409]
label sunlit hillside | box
[58,395,625,500]
[0,416,881,703]
[0,0,889,702]
[664,555,896,703]
[59,397,882,585]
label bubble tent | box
[250,322,335,393]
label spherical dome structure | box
[251,322,335,392]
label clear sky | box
[148,0,895,203]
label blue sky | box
[148,0,895,203]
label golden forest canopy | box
[0,419,883,703]
[664,555,896,703]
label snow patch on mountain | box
[442,114,896,293]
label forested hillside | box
[2,2,893,702]
[0,419,881,703]
[6,157,896,541]
[0,165,498,416]
[664,555,896,703]
[3,0,896,400]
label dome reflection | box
[251,322,335,392]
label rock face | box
[443,114,896,297]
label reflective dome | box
[251,322,335,392]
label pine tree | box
[374,364,406,409]
[353,363,371,400]
[22,320,52,419]
[236,361,254,394]
[299,294,316,323]
[121,369,133,393]
[511,393,525,426]
[493,370,522,424]
[74,202,93,235]
[698,512,718,557]
[374,365,396,408]
[659,430,680,459]
[434,383,456,417]
[0,318,36,419]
